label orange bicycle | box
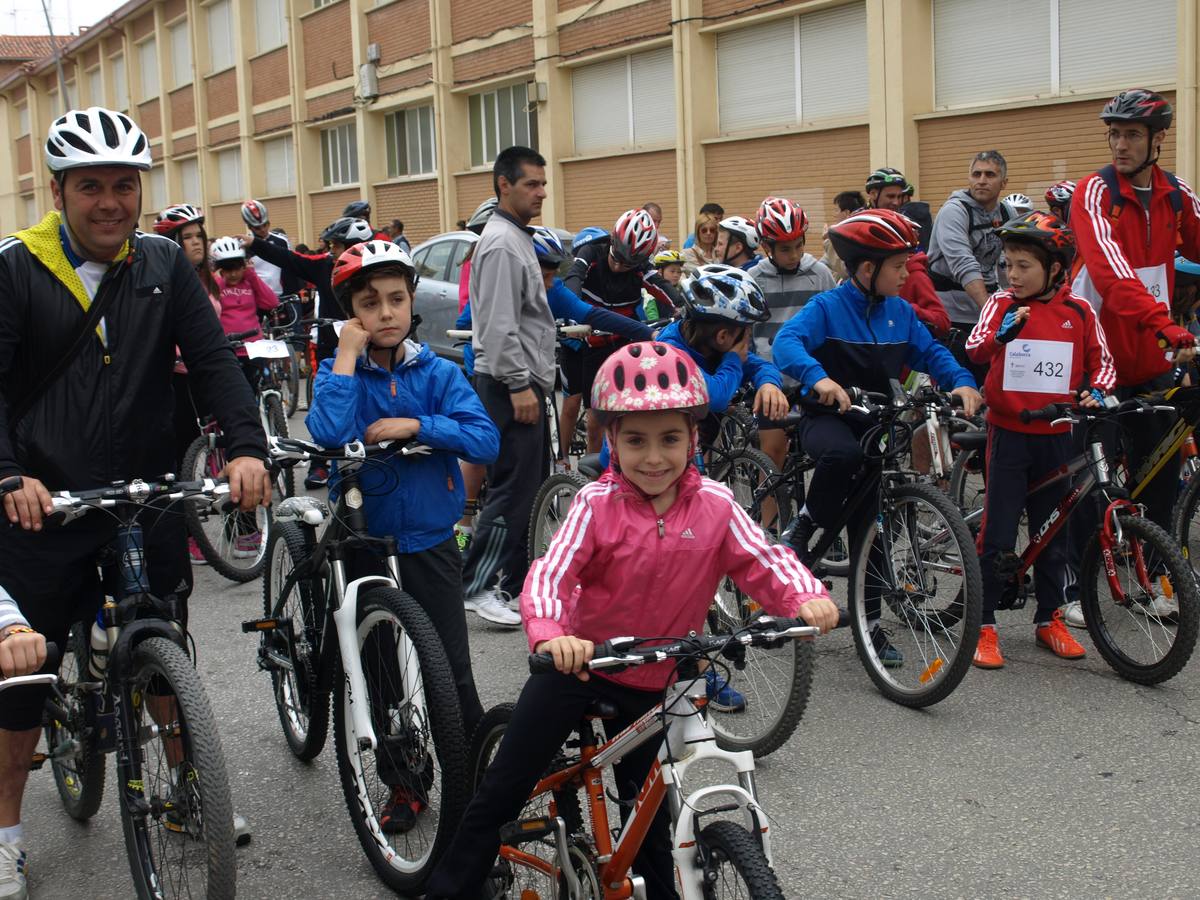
[471,620,818,899]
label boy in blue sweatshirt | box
[307,240,498,828]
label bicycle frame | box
[1126,386,1200,500]
[502,678,769,900]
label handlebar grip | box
[528,652,559,675]
[227,329,258,342]
[1019,403,1068,424]
[0,476,23,497]
[43,641,60,672]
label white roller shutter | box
[631,47,676,146]
[1058,0,1175,94]
[179,157,200,205]
[717,18,795,134]
[934,0,1050,108]
[798,2,867,123]
[572,56,630,154]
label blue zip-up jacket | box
[773,279,975,397]
[459,277,652,376]
[656,320,782,413]
[307,340,500,553]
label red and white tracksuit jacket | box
[1070,165,1200,386]
[521,465,828,691]
[966,285,1116,435]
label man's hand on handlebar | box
[950,386,983,417]
[535,635,594,681]
[220,457,273,511]
[1157,326,1198,364]
[3,475,51,532]
[753,384,789,420]
[511,388,541,425]
[811,377,852,413]
[796,595,839,634]
[0,626,47,677]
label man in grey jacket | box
[462,145,552,626]
[927,150,1013,381]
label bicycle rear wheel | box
[710,448,791,538]
[527,471,592,565]
[694,820,785,899]
[182,434,271,582]
[948,441,986,534]
[332,586,469,893]
[120,636,235,900]
[1081,513,1200,684]
[45,622,105,820]
[847,481,982,707]
[262,522,329,760]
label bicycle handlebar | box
[45,477,236,526]
[528,618,819,675]
[226,329,258,342]
[0,641,62,693]
[268,435,433,463]
[1017,396,1163,425]
[447,323,593,342]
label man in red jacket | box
[1064,87,1200,626]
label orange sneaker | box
[973,625,1004,669]
[1035,610,1086,659]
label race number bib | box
[1003,339,1073,395]
[1072,263,1169,313]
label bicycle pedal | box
[499,817,555,846]
[241,617,290,633]
[29,752,47,771]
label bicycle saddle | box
[583,699,618,720]
[577,454,604,480]
[951,430,987,453]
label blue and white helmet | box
[531,227,567,267]
[571,226,608,251]
[1176,252,1200,278]
[680,264,770,325]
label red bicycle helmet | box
[154,203,204,236]
[827,209,919,263]
[611,209,659,267]
[755,197,809,244]
[590,342,709,429]
[332,239,418,313]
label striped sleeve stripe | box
[0,237,22,256]
[529,480,613,620]
[1179,178,1200,218]
[1083,178,1136,281]
[1089,304,1117,389]
[965,292,1004,350]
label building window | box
[264,135,295,195]
[468,83,537,168]
[86,68,102,105]
[255,0,287,54]
[933,0,1176,109]
[169,22,193,89]
[313,0,336,8]
[716,2,867,135]
[216,147,242,202]
[138,38,159,101]
[178,156,201,204]
[23,196,38,228]
[321,123,358,187]
[572,47,675,155]
[17,104,30,136]
[64,82,75,108]
[207,0,234,73]
[147,165,167,214]
[111,54,129,111]
[385,106,436,178]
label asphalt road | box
[16,455,1200,899]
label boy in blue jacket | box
[307,240,498,827]
[773,210,981,660]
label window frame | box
[169,20,193,89]
[384,105,437,179]
[572,47,676,154]
[320,122,359,187]
[468,82,537,168]
[137,36,160,102]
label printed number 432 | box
[1033,361,1064,378]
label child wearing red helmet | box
[425,341,836,900]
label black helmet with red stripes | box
[1101,88,1173,133]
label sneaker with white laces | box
[464,591,522,627]
[1132,588,1179,620]
[1062,600,1086,628]
[0,841,28,900]
[231,531,262,560]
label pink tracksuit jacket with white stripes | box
[522,465,829,691]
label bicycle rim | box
[527,472,591,565]
[46,622,105,820]
[848,482,981,707]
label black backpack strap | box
[9,261,128,429]
[1098,165,1126,220]
[1162,168,1184,215]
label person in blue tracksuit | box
[307,239,498,831]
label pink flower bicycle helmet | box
[590,342,710,428]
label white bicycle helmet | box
[718,215,759,251]
[680,264,770,324]
[320,216,374,246]
[1003,193,1034,216]
[210,236,246,264]
[44,107,151,172]
[241,199,269,227]
[466,198,498,235]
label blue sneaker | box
[705,668,747,713]
[871,626,904,668]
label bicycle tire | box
[947,443,986,531]
[282,357,300,418]
[705,588,813,758]
[695,820,785,900]
[527,471,592,565]
[1081,513,1200,684]
[182,434,271,583]
[120,636,235,900]
[264,394,295,497]
[1173,471,1200,576]
[332,586,469,894]
[709,447,792,538]
[847,481,982,707]
[45,621,105,821]
[262,522,330,761]
[714,405,755,455]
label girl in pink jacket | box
[426,342,836,900]
[210,236,279,391]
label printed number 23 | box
[1033,361,1064,378]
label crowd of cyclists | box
[0,83,1199,898]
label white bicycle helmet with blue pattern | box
[680,264,770,324]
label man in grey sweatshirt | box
[462,146,553,624]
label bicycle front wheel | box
[263,394,295,498]
[332,586,469,894]
[847,481,982,707]
[46,622,105,820]
[527,471,591,565]
[119,636,235,900]
[1082,512,1200,684]
[693,820,785,899]
[710,447,791,538]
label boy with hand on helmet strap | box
[965,213,1115,668]
[713,215,761,271]
[424,342,836,900]
[307,241,497,830]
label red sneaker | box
[1036,610,1086,659]
[973,625,1004,669]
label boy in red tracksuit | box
[965,212,1116,668]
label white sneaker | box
[1062,600,1086,628]
[0,842,27,900]
[1132,586,1179,620]
[465,591,522,627]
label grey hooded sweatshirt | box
[747,253,836,360]
[927,189,1013,325]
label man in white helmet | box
[0,108,270,897]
